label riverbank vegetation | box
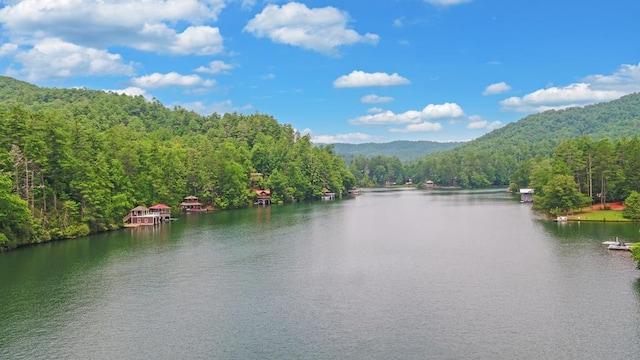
[0,77,355,251]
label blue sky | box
[1,0,639,143]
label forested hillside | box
[408,93,640,188]
[0,77,355,251]
[330,140,464,162]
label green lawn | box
[569,210,631,222]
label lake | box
[1,188,639,359]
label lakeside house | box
[251,172,271,206]
[348,187,361,196]
[149,204,171,221]
[254,189,271,205]
[423,180,435,189]
[520,188,534,202]
[123,206,162,226]
[180,195,205,212]
[321,190,336,201]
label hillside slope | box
[410,93,640,187]
[330,140,464,162]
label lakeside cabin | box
[180,195,205,212]
[123,206,162,227]
[520,188,534,202]
[250,173,271,206]
[149,204,171,221]
[254,189,271,205]
[423,180,435,189]
[321,190,336,201]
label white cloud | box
[500,63,640,112]
[195,60,235,74]
[9,38,134,81]
[500,83,625,112]
[483,81,511,95]
[583,62,640,93]
[0,0,225,55]
[424,0,473,5]
[466,115,502,130]
[0,43,18,57]
[334,71,410,88]
[312,132,373,144]
[243,2,379,55]
[108,87,148,98]
[131,72,215,89]
[367,107,384,113]
[349,102,464,125]
[390,122,443,133]
[361,94,394,103]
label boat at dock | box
[604,237,633,251]
[608,243,631,251]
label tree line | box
[0,88,355,251]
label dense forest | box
[406,93,640,188]
[332,140,464,163]
[344,94,640,190]
[0,77,355,251]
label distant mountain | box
[329,140,465,162]
[448,92,640,159]
[411,92,640,187]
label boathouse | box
[321,190,336,201]
[423,180,435,189]
[149,204,171,221]
[123,206,162,226]
[520,188,534,202]
[180,195,204,211]
[250,173,271,206]
[254,189,271,205]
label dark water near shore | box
[2,188,640,359]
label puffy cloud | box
[9,38,134,81]
[195,60,236,74]
[361,94,394,103]
[500,83,625,112]
[367,107,384,113]
[583,62,640,93]
[108,87,148,98]
[0,0,225,55]
[131,72,214,89]
[466,115,502,130]
[334,71,410,88]
[483,81,511,95]
[349,102,464,125]
[389,122,443,133]
[311,132,373,144]
[243,2,378,55]
[501,63,640,112]
[0,43,18,57]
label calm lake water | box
[2,188,640,359]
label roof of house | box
[149,204,171,209]
[131,205,149,211]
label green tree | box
[622,191,640,220]
[534,174,591,216]
[0,174,33,250]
